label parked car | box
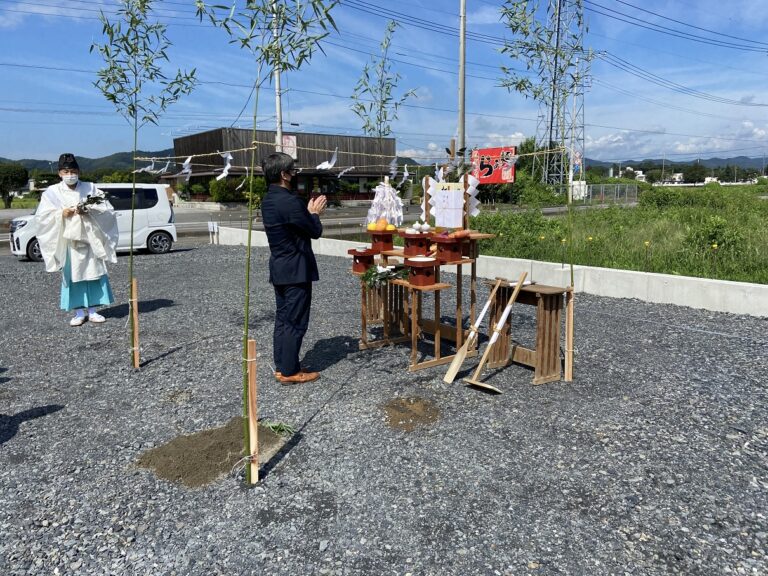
[9,183,177,262]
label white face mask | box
[62,174,79,186]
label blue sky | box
[1,0,768,166]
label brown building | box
[170,127,396,197]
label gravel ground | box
[1,241,767,575]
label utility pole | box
[661,152,665,183]
[457,0,466,157]
[272,0,283,152]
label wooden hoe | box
[463,271,528,393]
[443,278,504,384]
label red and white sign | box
[470,146,517,184]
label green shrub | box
[684,215,743,254]
[209,178,243,203]
[639,186,683,209]
[241,176,266,207]
[190,183,207,196]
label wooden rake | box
[443,278,504,384]
[464,271,528,393]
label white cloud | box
[467,6,501,26]
[478,132,526,148]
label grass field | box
[471,184,768,284]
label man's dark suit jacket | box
[261,183,323,285]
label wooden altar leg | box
[470,260,477,349]
[383,282,390,341]
[434,268,441,358]
[533,294,562,385]
[360,282,368,347]
[410,288,419,366]
[456,264,463,349]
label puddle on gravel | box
[382,396,440,432]
[137,417,286,488]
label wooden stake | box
[564,288,574,381]
[247,339,259,484]
[130,278,140,369]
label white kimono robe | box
[37,182,119,283]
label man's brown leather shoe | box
[276,371,320,385]
[275,367,311,381]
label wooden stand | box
[486,281,574,386]
[357,274,410,350]
[390,278,467,371]
[347,247,377,273]
[367,230,394,253]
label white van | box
[9,183,177,261]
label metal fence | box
[551,183,639,205]
[583,183,639,205]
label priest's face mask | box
[59,169,79,187]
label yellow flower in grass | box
[644,240,650,247]
[561,238,567,244]
[711,243,718,250]
[587,236,593,242]
[539,235,545,241]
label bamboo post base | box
[130,278,140,368]
[564,288,574,382]
[246,339,259,484]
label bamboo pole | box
[564,289,574,381]
[130,278,140,368]
[247,339,259,484]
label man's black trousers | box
[273,282,312,377]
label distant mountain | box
[5,150,764,174]
[0,149,174,173]
[585,155,766,170]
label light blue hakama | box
[60,251,114,311]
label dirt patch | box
[166,389,192,404]
[137,417,286,488]
[381,396,440,432]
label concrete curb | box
[217,227,768,318]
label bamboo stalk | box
[247,339,259,484]
[131,278,140,369]
[565,289,574,381]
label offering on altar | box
[432,229,470,263]
[347,247,377,273]
[399,228,433,257]
[367,228,395,252]
[405,256,437,286]
[366,181,404,228]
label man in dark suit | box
[261,152,327,384]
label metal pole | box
[272,1,283,152]
[458,0,466,155]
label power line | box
[592,78,747,122]
[599,51,768,107]
[610,0,768,48]
[584,1,768,53]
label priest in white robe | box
[37,153,118,326]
